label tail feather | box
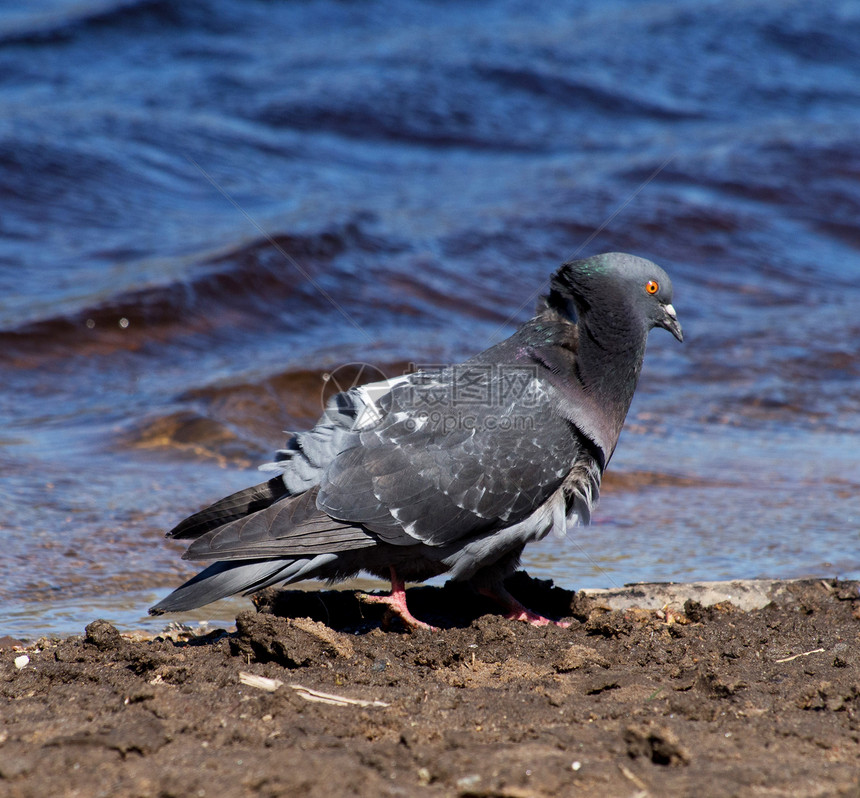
[147,553,339,615]
[167,477,288,540]
[182,487,377,562]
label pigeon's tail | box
[148,552,340,615]
[152,488,379,615]
[166,478,289,540]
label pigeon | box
[149,252,683,629]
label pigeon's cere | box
[150,253,683,628]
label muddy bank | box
[2,576,859,797]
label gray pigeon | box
[149,252,683,629]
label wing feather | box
[167,478,289,540]
[318,363,584,546]
[183,486,376,561]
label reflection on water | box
[1,0,859,638]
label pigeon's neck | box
[576,316,647,423]
[519,312,647,464]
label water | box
[2,0,859,640]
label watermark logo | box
[321,362,388,405]
[402,363,541,409]
[319,362,541,433]
[321,362,390,429]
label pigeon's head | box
[548,253,683,343]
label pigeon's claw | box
[477,586,570,628]
[360,567,437,631]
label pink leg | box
[477,585,570,628]
[360,567,437,631]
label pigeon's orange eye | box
[645,280,659,295]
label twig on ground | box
[618,763,649,796]
[775,648,825,663]
[238,671,283,692]
[289,683,390,708]
[238,671,389,706]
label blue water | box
[1,0,859,639]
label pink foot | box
[478,586,570,628]
[360,567,437,631]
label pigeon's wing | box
[167,478,289,540]
[165,385,386,541]
[261,374,412,493]
[167,376,410,556]
[318,365,583,546]
[182,486,377,562]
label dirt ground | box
[2,575,859,798]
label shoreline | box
[2,576,859,797]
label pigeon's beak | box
[657,303,684,342]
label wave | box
[477,66,701,121]
[254,63,700,152]
[0,0,209,46]
[0,221,396,363]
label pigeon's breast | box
[560,452,603,532]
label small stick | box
[775,648,825,663]
[618,763,649,795]
[239,671,283,692]
[238,671,389,706]
[288,684,390,708]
